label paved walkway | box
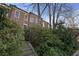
[73,50,79,56]
[22,41,37,56]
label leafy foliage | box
[0,7,24,55]
[24,25,78,56]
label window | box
[23,23,28,26]
[24,15,28,22]
[14,11,20,19]
[35,18,38,24]
[48,24,50,28]
[23,24,28,28]
[30,15,39,24]
[43,22,45,27]
[30,17,35,23]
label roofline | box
[29,12,49,24]
[0,3,9,7]
[29,12,44,20]
[42,19,49,24]
[9,4,28,14]
[0,3,10,9]
[0,3,49,25]
[29,12,39,17]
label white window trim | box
[14,10,20,19]
[43,22,45,27]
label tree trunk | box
[37,3,41,25]
[52,3,56,30]
[48,3,52,29]
[56,4,62,25]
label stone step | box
[23,48,32,51]
[23,50,33,56]
[22,41,37,56]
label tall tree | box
[52,3,56,29]
[37,3,41,25]
[65,13,79,28]
[51,3,73,29]
[25,3,73,29]
[48,3,52,29]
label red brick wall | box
[9,7,29,27]
[0,4,50,28]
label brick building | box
[9,4,29,27]
[0,3,50,28]
[42,20,50,28]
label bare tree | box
[56,4,62,24]
[65,13,79,28]
[37,3,41,25]
[48,3,52,29]
[51,3,73,29]
[25,3,73,29]
[52,3,56,29]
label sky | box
[7,3,49,22]
[7,3,79,23]
[71,3,79,10]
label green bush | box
[25,26,52,47]
[0,7,24,55]
[53,26,78,55]
[0,18,24,56]
[24,25,78,56]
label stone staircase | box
[73,50,79,56]
[22,41,37,56]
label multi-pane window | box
[48,24,50,28]
[23,23,28,28]
[24,15,28,22]
[35,18,38,24]
[23,23,28,26]
[30,15,39,24]
[30,15,35,23]
[14,10,20,19]
[43,22,45,27]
